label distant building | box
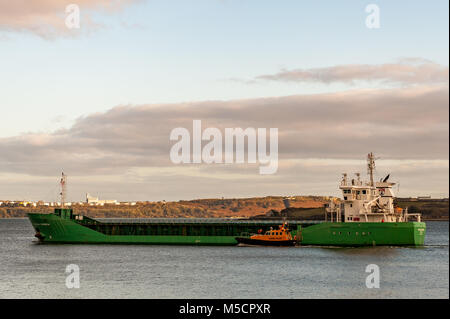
[417,196,432,200]
[86,193,117,205]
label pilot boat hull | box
[235,237,296,246]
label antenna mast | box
[367,152,376,187]
[60,172,67,207]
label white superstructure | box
[325,153,421,223]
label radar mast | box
[60,172,67,207]
[367,153,376,187]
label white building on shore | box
[86,193,117,205]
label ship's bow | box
[28,213,52,241]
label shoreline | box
[1,217,448,221]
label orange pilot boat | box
[235,223,296,246]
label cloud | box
[0,84,447,178]
[0,57,447,200]
[0,158,448,202]
[255,58,449,86]
[0,0,140,38]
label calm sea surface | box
[0,219,448,299]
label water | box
[0,219,448,299]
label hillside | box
[1,196,447,220]
[0,196,328,219]
[394,198,449,220]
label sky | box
[0,0,448,202]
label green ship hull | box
[28,212,237,245]
[299,221,426,246]
[27,209,426,246]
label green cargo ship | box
[27,153,426,246]
[27,209,425,246]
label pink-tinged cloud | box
[0,84,447,177]
[255,58,449,86]
[0,0,140,38]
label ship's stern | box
[300,221,426,246]
[412,221,426,246]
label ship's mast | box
[367,153,376,187]
[60,172,67,207]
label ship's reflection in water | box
[0,220,447,299]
